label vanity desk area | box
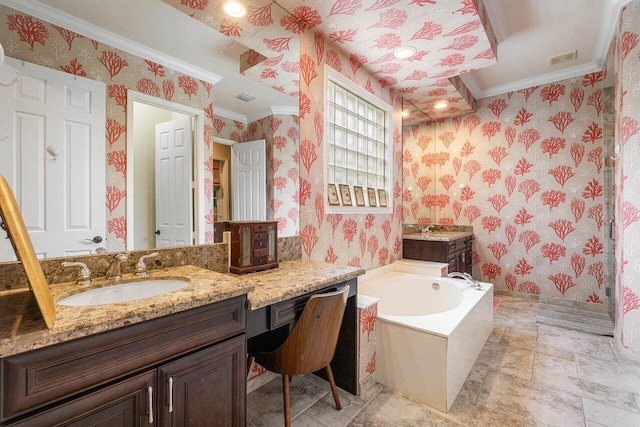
[0,259,363,426]
[240,259,363,395]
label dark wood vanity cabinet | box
[403,236,473,275]
[1,296,247,426]
[229,221,278,274]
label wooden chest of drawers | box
[229,221,278,274]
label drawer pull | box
[168,376,174,413]
[148,386,154,424]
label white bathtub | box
[359,260,493,413]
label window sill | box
[326,205,393,215]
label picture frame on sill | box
[327,183,340,206]
[354,186,365,206]
[378,189,388,207]
[339,184,352,206]
[367,188,377,207]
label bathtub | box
[359,260,493,413]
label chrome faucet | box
[106,253,129,280]
[135,252,159,276]
[61,261,92,285]
[447,271,482,290]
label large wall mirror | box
[0,0,300,260]
[402,98,437,226]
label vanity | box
[403,228,474,275]
[0,266,252,426]
[0,261,364,426]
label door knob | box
[155,230,161,235]
[84,236,103,243]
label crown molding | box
[459,0,631,99]
[460,62,603,98]
[0,0,223,84]
[214,107,247,123]
[593,0,632,66]
[482,0,509,44]
[247,106,299,123]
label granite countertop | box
[242,259,365,310]
[0,265,253,357]
[403,231,474,242]
[1,260,365,357]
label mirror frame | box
[0,174,55,327]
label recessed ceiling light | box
[223,1,246,17]
[394,46,417,59]
[434,102,448,110]
[402,111,409,117]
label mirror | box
[402,98,437,225]
[0,0,300,259]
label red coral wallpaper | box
[405,75,608,303]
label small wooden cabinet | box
[229,221,278,274]
[403,236,473,275]
[1,297,247,426]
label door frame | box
[126,91,205,250]
[213,136,236,222]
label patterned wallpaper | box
[402,120,438,223]
[213,112,299,237]
[613,1,640,354]
[246,114,300,237]
[406,75,608,304]
[298,29,404,269]
[1,6,216,250]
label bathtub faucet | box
[447,272,482,290]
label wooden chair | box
[254,285,349,427]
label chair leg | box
[246,354,254,378]
[282,374,291,427]
[325,365,342,410]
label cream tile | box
[583,397,640,427]
[347,388,462,426]
[247,375,329,427]
[291,413,327,427]
[533,352,639,413]
[304,382,384,427]
[576,352,640,395]
[477,371,585,426]
[474,340,535,380]
[537,324,616,361]
[488,326,506,343]
[467,406,528,427]
[500,325,538,348]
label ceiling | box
[4,0,626,122]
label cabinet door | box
[158,335,246,427]
[6,371,154,427]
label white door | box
[232,139,266,220]
[0,58,105,260]
[155,117,192,247]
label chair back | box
[256,285,349,376]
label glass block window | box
[325,69,392,211]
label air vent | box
[549,50,578,66]
[235,93,255,102]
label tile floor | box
[246,294,640,426]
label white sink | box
[57,279,188,306]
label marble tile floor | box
[246,295,640,427]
